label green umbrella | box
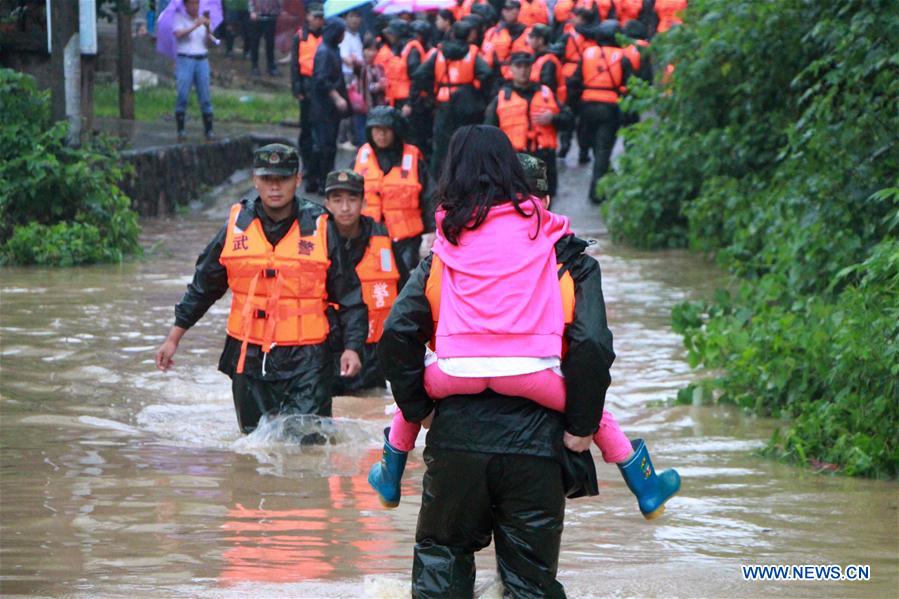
[324,0,372,17]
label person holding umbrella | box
[172,0,217,140]
[156,0,223,140]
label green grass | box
[94,83,297,124]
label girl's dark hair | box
[436,125,536,245]
[437,9,455,24]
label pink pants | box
[388,363,633,463]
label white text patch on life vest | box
[380,248,393,272]
[402,153,414,172]
[372,282,390,308]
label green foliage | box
[0,69,141,266]
[93,83,299,125]
[673,222,899,478]
[602,0,899,476]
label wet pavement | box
[1,146,897,598]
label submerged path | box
[1,146,896,598]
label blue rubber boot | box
[367,427,408,508]
[618,438,681,520]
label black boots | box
[176,112,186,141]
[202,113,215,140]
[176,113,215,141]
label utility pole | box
[81,0,99,136]
[49,0,81,145]
[117,0,135,120]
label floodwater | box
[1,153,897,599]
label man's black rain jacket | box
[377,233,615,445]
[173,196,368,381]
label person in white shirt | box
[173,0,215,140]
[339,9,364,78]
[339,10,365,145]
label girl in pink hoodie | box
[369,127,679,519]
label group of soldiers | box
[158,0,688,433]
[292,0,686,204]
[156,140,549,431]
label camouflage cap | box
[470,3,496,22]
[324,169,364,195]
[253,143,299,176]
[528,24,552,42]
[307,3,325,17]
[518,153,549,194]
[509,51,534,65]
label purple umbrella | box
[156,0,224,61]
[374,0,454,14]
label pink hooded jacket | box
[432,199,572,359]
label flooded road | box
[1,152,897,598]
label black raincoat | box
[484,80,575,196]
[330,216,399,394]
[357,112,434,282]
[377,233,615,597]
[410,37,494,174]
[290,24,323,184]
[173,196,368,432]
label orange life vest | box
[298,30,322,78]
[389,40,425,104]
[480,25,499,67]
[496,85,560,152]
[450,0,485,20]
[562,25,596,78]
[575,0,613,19]
[623,43,641,73]
[519,0,549,26]
[612,0,644,25]
[531,52,567,103]
[553,0,575,24]
[491,25,533,80]
[581,45,625,103]
[425,254,575,350]
[374,43,398,103]
[356,233,400,343]
[434,45,478,103]
[219,204,331,374]
[654,0,687,33]
[353,143,425,241]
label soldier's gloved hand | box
[339,349,361,377]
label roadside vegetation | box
[0,69,141,266]
[600,0,898,477]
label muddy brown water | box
[1,153,897,598]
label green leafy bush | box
[673,222,899,478]
[602,0,899,476]
[0,69,141,265]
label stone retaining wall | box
[121,133,292,216]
